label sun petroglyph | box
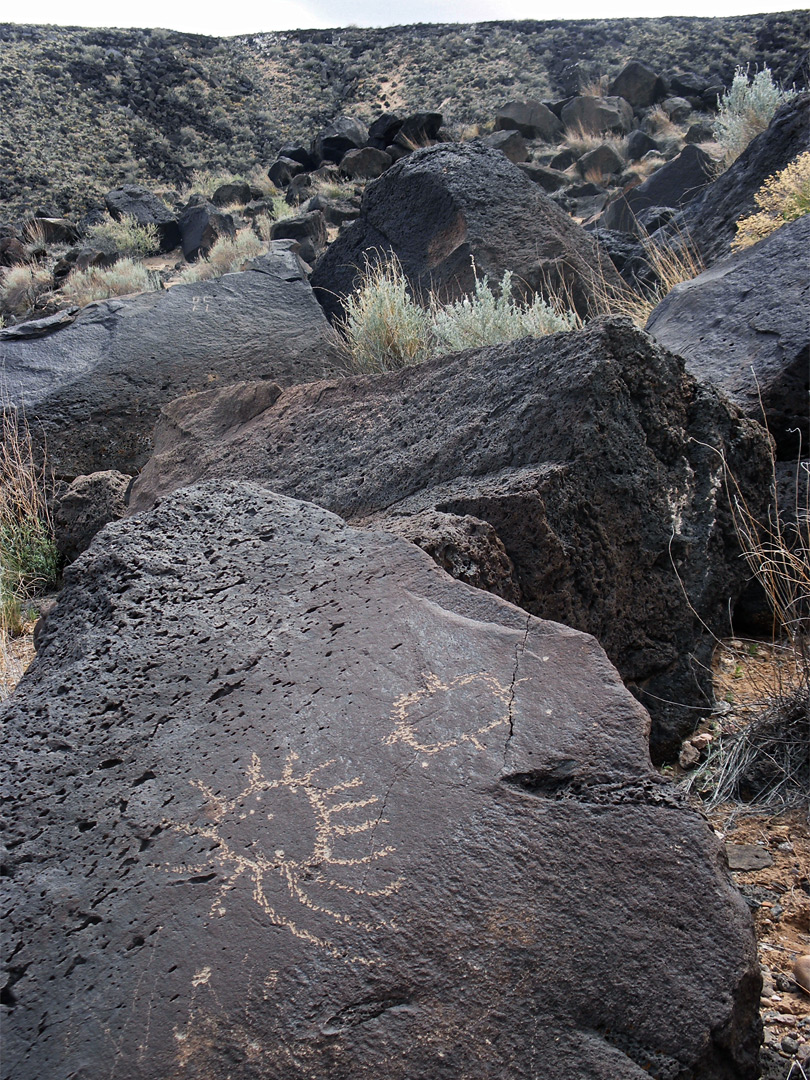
[385,671,521,755]
[171,752,402,963]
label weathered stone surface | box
[310,142,625,321]
[53,468,131,561]
[269,210,328,265]
[495,99,563,141]
[672,93,810,266]
[178,199,236,261]
[103,184,180,252]
[393,112,443,149]
[662,96,693,122]
[483,128,529,163]
[268,156,305,187]
[339,146,393,179]
[561,95,634,135]
[517,162,570,192]
[1,482,761,1080]
[626,129,659,161]
[28,217,80,245]
[0,243,342,478]
[312,116,369,164]
[647,214,810,460]
[578,143,624,178]
[608,61,667,109]
[129,319,771,761]
[211,181,252,207]
[601,145,715,233]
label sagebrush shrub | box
[714,66,795,165]
[0,264,52,315]
[337,255,578,373]
[60,259,158,306]
[85,213,160,257]
[732,151,810,250]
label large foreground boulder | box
[1,483,762,1080]
[310,142,625,321]
[670,93,810,266]
[647,215,810,460]
[129,319,772,760]
[0,243,343,478]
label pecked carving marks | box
[319,993,416,1036]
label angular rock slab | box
[2,483,760,1080]
[129,319,772,760]
[0,243,343,478]
[647,214,810,460]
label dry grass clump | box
[60,259,158,306]
[684,458,809,810]
[85,212,160,257]
[0,404,59,698]
[732,150,810,251]
[177,229,267,284]
[594,229,705,328]
[0,264,53,316]
[563,121,626,158]
[336,253,579,374]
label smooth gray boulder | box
[128,318,772,760]
[0,243,343,478]
[1,482,761,1080]
[647,214,810,459]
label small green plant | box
[337,254,579,374]
[177,229,267,284]
[1,403,59,691]
[732,150,810,250]
[60,259,159,306]
[713,66,795,165]
[85,213,160,257]
[271,195,297,223]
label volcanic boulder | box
[103,184,181,252]
[310,142,625,321]
[0,243,342,478]
[647,214,810,460]
[128,318,772,760]
[600,145,716,233]
[1,482,761,1080]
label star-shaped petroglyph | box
[172,752,401,962]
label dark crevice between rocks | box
[503,613,532,766]
[501,768,686,809]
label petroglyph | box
[172,751,402,962]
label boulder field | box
[1,482,762,1080]
[128,318,773,761]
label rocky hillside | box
[1,12,807,218]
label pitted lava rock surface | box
[0,244,342,478]
[309,141,625,320]
[129,318,772,759]
[2,483,761,1079]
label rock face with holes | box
[310,141,625,321]
[646,214,810,461]
[128,318,772,761]
[0,243,342,479]
[1,482,761,1080]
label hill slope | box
[0,13,807,219]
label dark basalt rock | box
[128,318,772,761]
[310,142,625,321]
[600,145,715,233]
[0,244,342,478]
[269,210,328,265]
[53,468,131,561]
[560,95,634,135]
[1,481,762,1080]
[178,199,236,261]
[647,214,810,460]
[312,116,369,165]
[103,184,181,252]
[495,99,562,141]
[608,61,667,108]
[670,93,810,266]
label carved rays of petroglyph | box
[172,751,401,962]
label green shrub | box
[60,259,159,306]
[714,66,795,165]
[337,254,578,373]
[85,213,160,257]
[177,229,267,284]
[732,150,810,250]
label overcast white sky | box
[6,0,805,37]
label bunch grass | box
[60,259,159,306]
[177,229,267,284]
